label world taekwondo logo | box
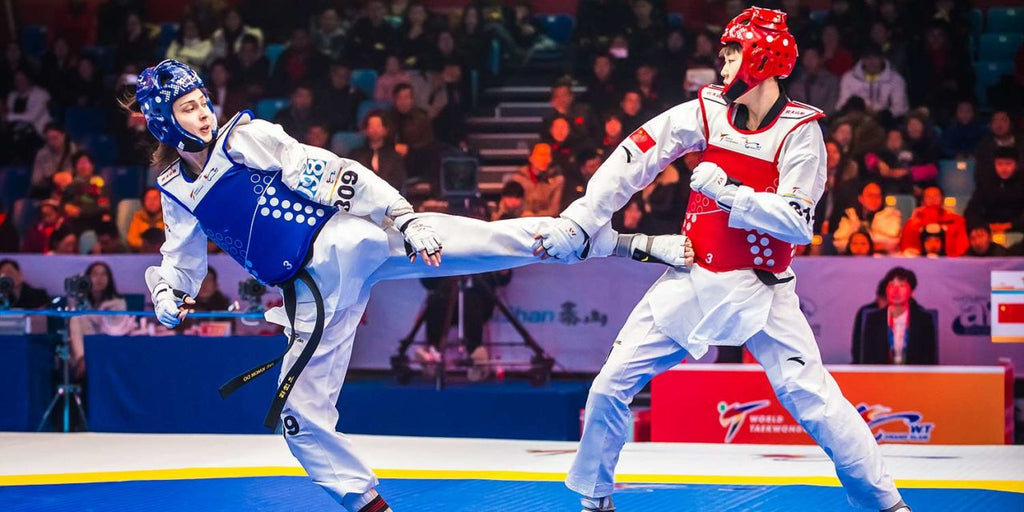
[857,403,935,443]
[717,133,761,151]
[718,400,771,443]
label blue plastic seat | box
[264,43,285,70]
[973,61,1014,105]
[100,166,145,206]
[536,14,574,44]
[330,131,367,156]
[945,195,969,216]
[20,25,47,59]
[255,97,289,120]
[350,69,378,99]
[978,33,1024,61]
[81,46,115,73]
[886,194,916,223]
[81,135,119,167]
[116,198,141,241]
[64,107,106,140]
[987,7,1024,34]
[970,8,984,36]
[12,198,39,235]
[0,166,31,208]
[937,159,975,198]
[155,23,179,60]
[356,100,392,126]
[667,13,683,29]
[809,10,828,26]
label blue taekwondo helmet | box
[136,59,217,152]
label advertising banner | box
[3,255,1023,372]
[651,364,1008,445]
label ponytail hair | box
[118,88,179,170]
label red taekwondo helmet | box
[720,6,798,103]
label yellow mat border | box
[1,467,1021,494]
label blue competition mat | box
[2,476,1021,512]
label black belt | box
[753,268,795,286]
[219,268,325,430]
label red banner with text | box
[651,365,1008,445]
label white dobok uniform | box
[562,85,903,510]
[145,112,619,511]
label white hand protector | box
[645,234,695,268]
[615,234,694,268]
[152,282,194,328]
[394,213,443,265]
[690,161,738,210]
[533,217,590,260]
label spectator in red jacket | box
[900,186,968,257]
[21,199,64,253]
[821,24,855,77]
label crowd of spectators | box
[0,0,1021,260]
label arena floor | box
[1,433,1021,511]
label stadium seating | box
[809,10,828,26]
[264,43,285,70]
[350,69,379,99]
[886,194,917,223]
[667,13,683,29]
[155,23,179,58]
[19,25,47,59]
[81,46,115,73]
[978,33,1024,61]
[99,166,146,206]
[944,195,969,216]
[356,100,393,126]
[78,229,97,254]
[0,167,31,208]
[255,97,289,120]
[987,7,1024,34]
[536,14,574,44]
[938,159,976,198]
[81,135,119,167]
[330,132,366,156]
[64,107,106,140]
[116,199,142,241]
[12,198,38,236]
[973,61,1014,105]
[970,8,984,36]
[1001,231,1024,249]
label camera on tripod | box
[238,278,267,312]
[63,274,91,304]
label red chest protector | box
[683,85,823,273]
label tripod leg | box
[436,280,460,391]
[72,390,88,431]
[478,280,548,358]
[63,387,70,433]
[397,305,429,355]
[36,390,63,432]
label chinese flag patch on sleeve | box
[998,303,1024,324]
[629,127,656,153]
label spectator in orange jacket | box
[127,187,165,251]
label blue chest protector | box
[156,111,332,286]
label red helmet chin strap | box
[720,6,798,103]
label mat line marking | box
[1,468,1021,494]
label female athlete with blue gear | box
[131,59,693,511]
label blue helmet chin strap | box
[136,59,218,152]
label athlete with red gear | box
[535,7,910,511]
